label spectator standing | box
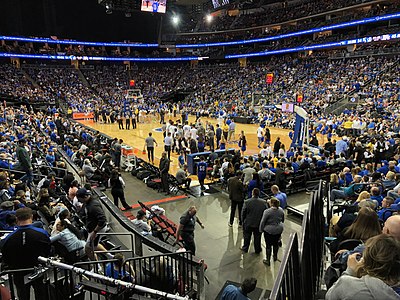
[336,136,349,157]
[108,169,131,210]
[241,188,267,254]
[271,185,288,209]
[144,132,158,164]
[227,171,245,227]
[15,139,33,187]
[159,152,170,195]
[259,197,285,265]
[273,137,282,157]
[0,207,51,300]
[175,206,204,256]
[248,173,264,199]
[76,188,109,262]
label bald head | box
[383,215,400,240]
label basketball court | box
[78,115,298,175]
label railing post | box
[196,260,205,300]
[135,234,143,256]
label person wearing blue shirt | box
[46,149,56,166]
[343,169,353,186]
[105,253,134,282]
[197,156,207,192]
[221,278,257,300]
[376,161,389,175]
[377,197,395,222]
[271,185,287,209]
[370,186,383,207]
[335,136,348,156]
[247,173,264,199]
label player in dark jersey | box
[197,156,207,192]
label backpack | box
[324,256,347,289]
[131,167,143,177]
[147,179,160,189]
[137,170,152,180]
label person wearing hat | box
[76,188,110,261]
[15,139,33,187]
[132,210,151,233]
[0,200,24,229]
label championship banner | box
[72,112,94,120]
[266,73,274,84]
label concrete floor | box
[108,172,308,299]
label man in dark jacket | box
[274,162,288,192]
[241,188,267,254]
[228,171,245,227]
[16,139,33,187]
[159,152,170,195]
[77,188,108,261]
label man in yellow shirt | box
[343,118,353,136]
[222,122,229,141]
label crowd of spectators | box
[0,64,48,102]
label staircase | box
[20,68,40,89]
[76,68,90,87]
[326,57,400,115]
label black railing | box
[269,180,326,300]
[269,233,302,300]
[0,257,191,300]
[123,251,202,299]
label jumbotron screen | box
[211,0,230,9]
[141,0,167,13]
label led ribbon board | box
[175,12,400,48]
[225,32,400,59]
[0,36,158,48]
[0,53,202,62]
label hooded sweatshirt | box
[326,274,400,300]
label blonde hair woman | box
[356,191,371,203]
[326,234,400,299]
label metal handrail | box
[269,233,301,300]
[39,257,190,300]
[95,231,135,255]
